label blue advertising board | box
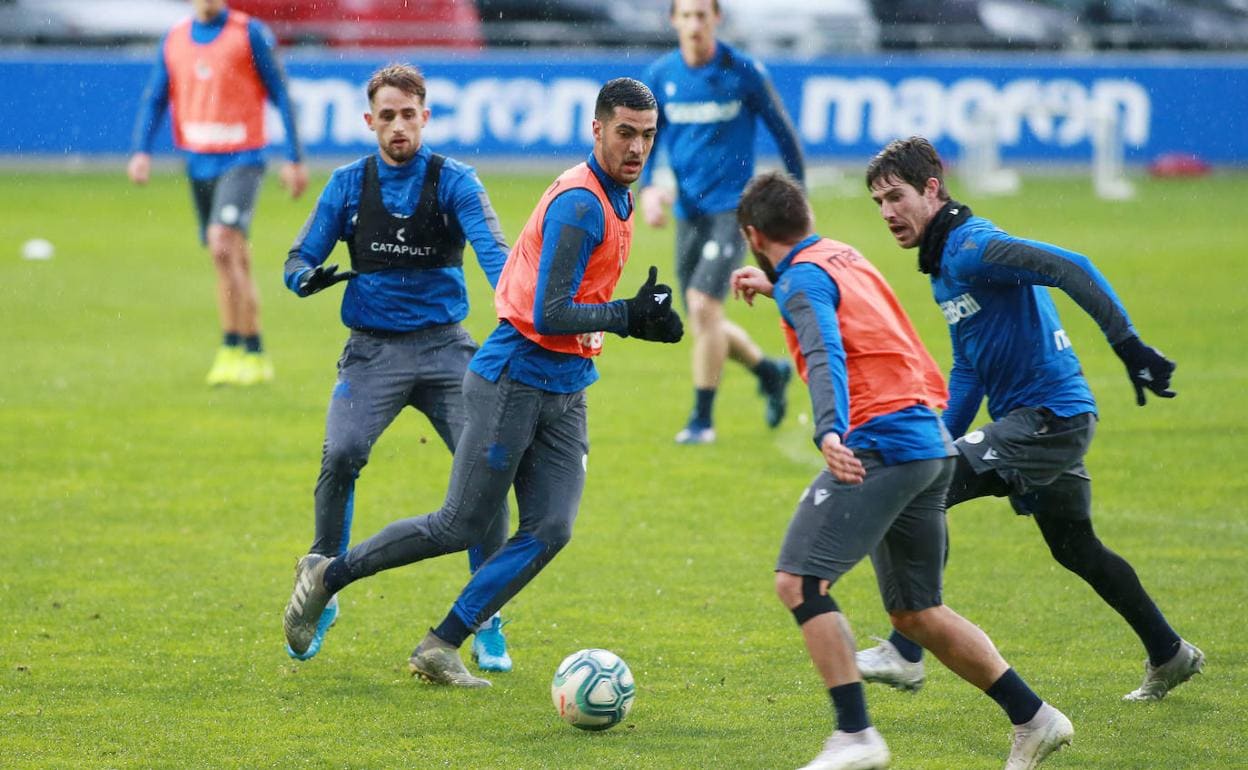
[1,50,1245,163]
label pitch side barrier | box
[0,51,1245,164]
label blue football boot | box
[471,615,513,672]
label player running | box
[858,136,1202,703]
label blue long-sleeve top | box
[130,9,302,180]
[935,216,1137,438]
[471,153,632,394]
[283,145,510,333]
[641,41,804,219]
[774,236,954,466]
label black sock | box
[691,388,716,428]
[888,630,924,663]
[985,668,1043,725]
[321,557,354,595]
[223,332,242,348]
[829,682,870,733]
[243,335,262,354]
[752,357,782,391]
[432,611,473,648]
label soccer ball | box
[550,648,635,731]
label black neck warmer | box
[917,200,972,276]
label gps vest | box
[496,163,632,358]
[348,154,464,274]
[164,12,267,154]
[782,238,948,433]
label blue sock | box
[223,332,242,348]
[829,682,870,733]
[985,668,1043,725]
[432,610,473,648]
[889,630,924,663]
[243,335,262,354]
[690,388,716,428]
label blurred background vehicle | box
[0,0,186,47]
[1043,0,1248,50]
[475,0,671,49]
[228,0,482,49]
[718,0,880,56]
[872,0,1084,50]
[1,0,1246,52]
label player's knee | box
[774,571,803,606]
[686,290,723,328]
[1042,519,1102,573]
[888,608,929,639]
[323,437,370,476]
[207,226,247,268]
[785,574,839,626]
[532,516,574,552]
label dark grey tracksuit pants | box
[311,325,507,570]
[342,370,589,631]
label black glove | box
[623,265,683,343]
[1112,335,1176,406]
[298,263,357,297]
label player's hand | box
[280,162,309,199]
[731,266,774,306]
[1111,335,1176,406]
[127,153,151,185]
[640,186,673,229]
[298,263,357,297]
[623,265,682,343]
[820,432,865,484]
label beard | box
[753,249,779,284]
[383,139,416,164]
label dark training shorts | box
[189,163,265,243]
[949,406,1096,519]
[776,453,955,613]
[674,211,747,303]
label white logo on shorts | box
[219,204,240,225]
[702,241,721,261]
[963,430,985,445]
[814,489,830,506]
[798,487,810,504]
[582,454,588,472]
[982,448,1000,462]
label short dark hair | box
[865,136,949,200]
[594,78,657,122]
[670,0,720,15]
[737,171,811,243]
[367,63,426,105]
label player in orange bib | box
[731,171,1072,770]
[283,79,684,687]
[128,0,307,386]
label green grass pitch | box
[1,165,1245,768]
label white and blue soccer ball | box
[550,648,635,731]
